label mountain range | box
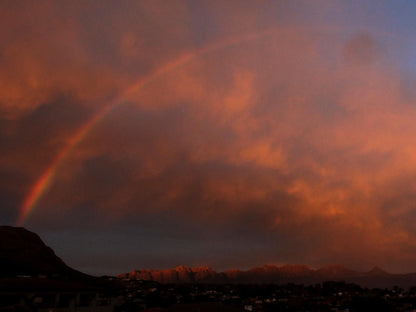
[120,264,416,288]
[3,226,416,288]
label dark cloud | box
[2,0,416,274]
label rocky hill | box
[0,226,117,292]
[120,265,224,283]
[0,226,91,280]
[120,264,416,288]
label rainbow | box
[16,27,287,226]
[16,52,195,226]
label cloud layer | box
[2,0,416,274]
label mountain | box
[120,265,222,283]
[366,266,389,276]
[0,226,117,292]
[0,226,70,277]
[0,226,99,281]
[4,226,416,289]
[120,264,416,288]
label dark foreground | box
[4,278,416,312]
[116,279,416,312]
[1,227,416,311]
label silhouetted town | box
[5,276,416,312]
[115,278,416,312]
[3,227,416,311]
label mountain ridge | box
[3,225,416,289]
[119,264,416,288]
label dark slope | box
[0,226,72,277]
[0,226,116,291]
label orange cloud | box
[3,0,416,273]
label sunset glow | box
[2,1,416,275]
[16,29,280,225]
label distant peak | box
[367,266,388,275]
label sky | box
[2,0,416,276]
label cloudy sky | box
[2,0,416,275]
